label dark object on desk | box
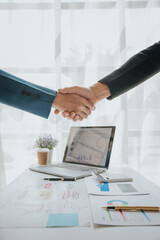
[102,206,160,212]
[42,177,76,181]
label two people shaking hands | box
[0,41,160,120]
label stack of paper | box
[0,171,90,228]
[84,176,160,226]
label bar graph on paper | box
[90,195,160,226]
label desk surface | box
[0,164,160,240]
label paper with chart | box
[85,176,149,196]
[0,171,90,228]
[89,194,160,226]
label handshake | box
[52,82,111,121]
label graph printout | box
[89,195,160,226]
[0,171,90,228]
[65,127,113,167]
[85,176,149,196]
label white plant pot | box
[48,149,53,164]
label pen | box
[42,177,76,181]
[102,206,160,212]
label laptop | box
[30,126,116,179]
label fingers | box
[59,86,90,102]
[73,115,83,121]
[76,110,88,119]
[61,110,84,122]
[68,114,83,122]
[61,111,82,122]
[53,91,95,121]
[59,86,97,106]
[82,98,96,111]
[80,105,91,116]
[70,112,76,118]
[61,110,84,121]
[59,87,96,111]
[61,107,90,120]
[62,111,69,118]
[58,87,77,94]
[61,103,92,120]
[54,109,60,115]
[61,95,92,119]
[62,111,76,119]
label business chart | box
[65,128,112,167]
[89,195,160,226]
[85,176,149,196]
[0,171,90,228]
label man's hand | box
[59,86,98,104]
[52,92,95,120]
[55,83,111,121]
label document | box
[85,176,149,196]
[0,171,90,228]
[89,194,160,226]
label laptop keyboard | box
[56,163,105,173]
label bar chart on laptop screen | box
[65,127,113,167]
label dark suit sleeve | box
[99,41,160,100]
[0,70,57,118]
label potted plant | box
[34,135,58,165]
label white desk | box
[0,165,160,240]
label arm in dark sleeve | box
[0,70,57,118]
[99,41,160,100]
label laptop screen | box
[63,126,116,169]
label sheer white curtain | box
[0,0,160,189]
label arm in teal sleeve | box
[0,70,57,118]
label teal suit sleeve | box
[0,70,57,118]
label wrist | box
[89,82,111,103]
[52,92,61,109]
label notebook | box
[30,126,116,179]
